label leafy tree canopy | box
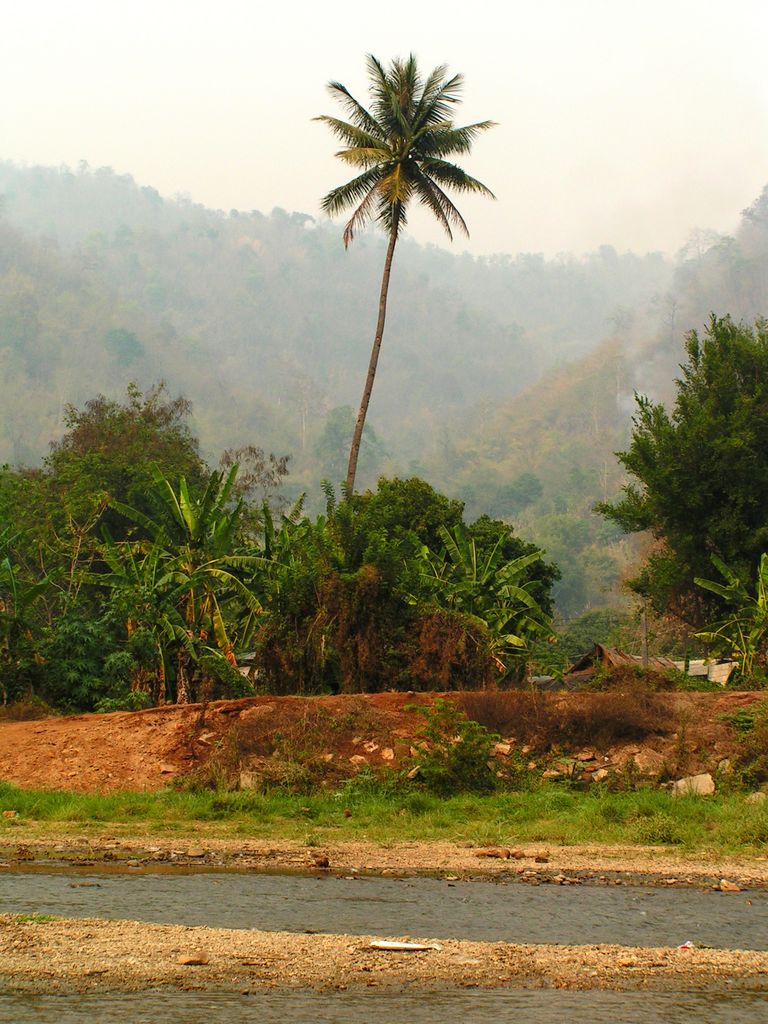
[598,315,768,619]
[350,476,464,553]
[46,382,206,526]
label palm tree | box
[317,54,495,493]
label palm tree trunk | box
[346,217,399,493]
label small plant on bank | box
[630,810,684,845]
[406,697,499,796]
[336,766,398,801]
[721,704,767,735]
[721,701,768,785]
[94,689,152,714]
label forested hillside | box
[0,162,669,470]
[2,161,767,616]
[435,186,768,613]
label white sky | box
[3,0,768,257]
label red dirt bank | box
[0,691,761,793]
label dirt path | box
[2,914,767,994]
[3,835,768,888]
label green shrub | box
[631,811,684,845]
[407,697,498,796]
[94,690,152,714]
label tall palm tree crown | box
[316,54,495,492]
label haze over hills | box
[2,160,767,615]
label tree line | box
[0,385,557,711]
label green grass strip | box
[1,780,767,855]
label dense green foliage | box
[251,480,555,695]
[0,391,556,709]
[599,316,768,622]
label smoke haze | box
[3,0,767,256]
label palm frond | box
[411,170,468,240]
[418,121,497,158]
[325,81,382,136]
[365,54,391,113]
[412,63,451,122]
[320,167,382,218]
[336,146,393,169]
[374,196,407,238]
[377,164,412,207]
[342,183,381,247]
[390,53,421,122]
[413,70,464,129]
[420,158,496,198]
[313,115,385,152]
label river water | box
[2,867,767,949]
[2,868,767,1022]
[3,987,767,1024]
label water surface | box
[2,987,766,1024]
[3,868,767,949]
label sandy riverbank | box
[2,914,767,994]
[2,834,768,888]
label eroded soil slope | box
[0,690,762,793]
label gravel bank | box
[2,914,768,994]
[2,835,768,888]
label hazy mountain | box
[0,162,670,469]
[2,160,766,615]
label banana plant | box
[417,523,551,675]
[89,532,192,704]
[695,553,768,679]
[106,465,263,702]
